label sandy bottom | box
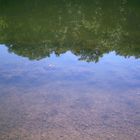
[0,83,140,140]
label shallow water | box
[0,0,140,140]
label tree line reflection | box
[0,0,140,62]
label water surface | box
[0,0,140,140]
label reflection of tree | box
[0,0,140,62]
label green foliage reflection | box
[0,0,140,62]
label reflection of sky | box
[0,45,140,93]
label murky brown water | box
[0,0,140,139]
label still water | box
[0,0,140,140]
